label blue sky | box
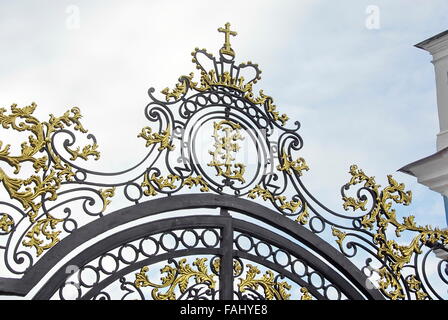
[0,0,447,229]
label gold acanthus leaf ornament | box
[22,214,63,257]
[211,257,243,276]
[406,275,428,300]
[244,90,289,126]
[0,103,100,222]
[141,174,210,197]
[138,124,175,151]
[0,214,14,233]
[331,226,347,248]
[277,150,309,176]
[238,264,291,300]
[300,287,313,300]
[99,187,116,213]
[248,185,310,224]
[134,258,216,300]
[161,73,195,102]
[182,176,210,192]
[333,164,448,300]
[66,143,100,161]
[141,172,180,197]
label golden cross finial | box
[218,22,237,57]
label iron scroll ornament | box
[0,22,447,300]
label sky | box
[1,0,446,225]
[0,0,447,298]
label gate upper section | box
[0,23,447,300]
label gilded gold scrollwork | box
[134,258,216,300]
[99,187,116,213]
[141,172,180,197]
[182,176,210,192]
[211,257,242,276]
[0,214,14,233]
[0,103,99,222]
[22,215,63,257]
[331,226,347,248]
[406,275,428,300]
[248,185,309,224]
[161,73,194,102]
[66,143,100,161]
[244,90,289,126]
[0,103,106,256]
[277,150,309,176]
[138,124,175,151]
[0,103,98,223]
[300,287,313,300]
[334,164,448,300]
[141,173,210,197]
[238,264,291,300]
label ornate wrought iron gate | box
[0,23,447,300]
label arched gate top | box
[0,23,447,300]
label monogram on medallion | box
[208,120,245,183]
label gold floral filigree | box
[277,150,309,176]
[0,103,97,222]
[238,264,291,300]
[22,214,63,257]
[182,176,210,192]
[335,164,448,300]
[66,143,100,161]
[187,70,289,126]
[134,258,216,300]
[248,185,275,201]
[138,124,175,151]
[99,187,116,213]
[331,226,347,248]
[0,214,14,233]
[300,287,313,300]
[141,172,180,197]
[406,275,428,300]
[161,73,194,102]
[244,90,289,126]
[248,185,309,224]
[211,257,242,276]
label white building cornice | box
[399,147,448,197]
[415,30,448,55]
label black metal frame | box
[0,24,446,300]
[13,194,381,300]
